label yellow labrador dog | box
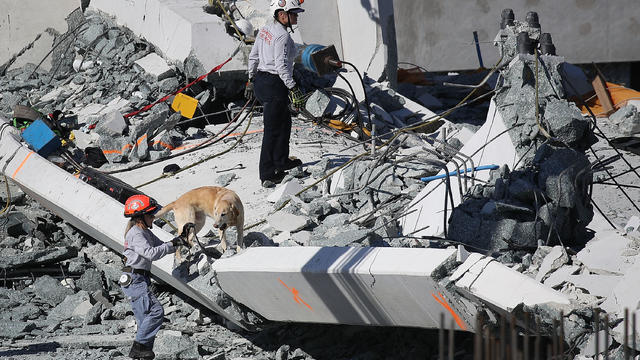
[154,186,244,255]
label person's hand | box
[244,79,254,100]
[172,223,195,247]
[288,86,305,109]
[171,236,188,248]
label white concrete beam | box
[0,119,246,330]
[451,253,571,312]
[212,246,474,330]
[400,98,519,237]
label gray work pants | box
[121,273,164,346]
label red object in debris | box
[88,123,97,130]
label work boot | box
[128,341,155,359]
[278,157,303,171]
[261,170,287,188]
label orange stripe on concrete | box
[151,140,176,150]
[12,151,35,179]
[136,134,147,146]
[431,292,467,331]
[102,149,122,155]
[278,278,312,311]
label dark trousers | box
[254,71,292,181]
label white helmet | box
[270,0,305,17]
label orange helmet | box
[124,194,160,218]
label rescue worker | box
[120,194,194,359]
[246,0,306,188]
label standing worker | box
[120,194,194,359]
[246,0,306,188]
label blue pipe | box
[301,44,325,73]
[420,164,499,183]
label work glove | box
[288,86,305,109]
[171,222,196,247]
[244,79,254,100]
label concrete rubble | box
[1,2,640,359]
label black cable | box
[341,61,373,130]
[336,72,363,128]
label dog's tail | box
[153,201,175,218]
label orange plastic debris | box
[579,82,640,117]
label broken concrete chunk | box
[273,231,291,244]
[535,246,568,282]
[154,330,199,360]
[73,299,94,319]
[150,130,180,152]
[76,268,104,292]
[610,104,640,136]
[267,180,304,203]
[134,53,175,82]
[215,173,237,187]
[97,136,131,163]
[48,291,92,321]
[291,231,311,246]
[32,275,74,306]
[543,264,579,288]
[94,110,128,136]
[543,99,589,147]
[0,320,35,339]
[305,89,331,118]
[81,23,106,46]
[266,212,308,233]
[158,77,180,93]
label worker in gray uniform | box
[120,194,194,359]
[246,0,306,187]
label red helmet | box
[124,194,160,218]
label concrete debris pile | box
[447,10,595,253]
[0,9,237,169]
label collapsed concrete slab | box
[211,246,474,330]
[451,253,571,312]
[89,0,246,72]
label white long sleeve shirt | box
[248,21,297,89]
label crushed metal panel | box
[212,246,474,330]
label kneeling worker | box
[246,0,306,188]
[120,194,194,359]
